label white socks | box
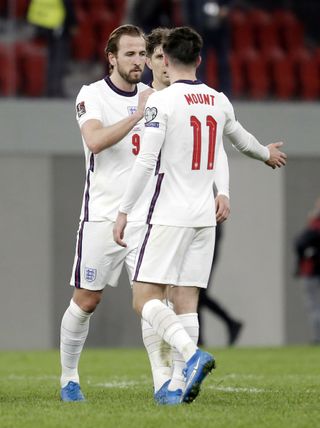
[169,313,199,391]
[60,299,92,387]
[141,318,172,392]
[142,299,197,363]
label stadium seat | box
[0,0,28,18]
[71,8,96,61]
[229,51,245,98]
[257,21,281,55]
[0,43,19,96]
[247,8,271,30]
[270,50,296,100]
[229,9,255,54]
[243,49,270,99]
[91,8,117,61]
[296,55,320,100]
[16,42,47,96]
[204,49,218,90]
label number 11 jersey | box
[143,80,238,227]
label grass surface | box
[0,346,319,428]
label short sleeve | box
[75,85,103,128]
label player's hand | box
[215,194,230,223]
[113,212,128,247]
[265,142,287,169]
[136,88,154,118]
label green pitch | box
[0,346,319,428]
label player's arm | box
[113,129,165,247]
[223,94,287,168]
[214,143,230,223]
[226,123,287,168]
[81,88,153,154]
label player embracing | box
[114,26,287,405]
[59,24,154,402]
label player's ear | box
[196,55,202,69]
[146,57,153,70]
[108,52,117,68]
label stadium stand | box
[0,1,319,99]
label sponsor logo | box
[185,357,200,388]
[76,101,86,117]
[145,106,158,123]
[84,267,97,282]
[145,122,159,128]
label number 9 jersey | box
[75,77,151,222]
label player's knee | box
[132,295,143,315]
[73,289,102,313]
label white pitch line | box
[209,386,266,393]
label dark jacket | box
[295,216,320,277]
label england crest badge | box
[84,267,97,282]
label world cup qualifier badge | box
[84,267,97,282]
[76,101,86,118]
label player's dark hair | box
[104,24,146,75]
[162,26,203,66]
[146,27,170,57]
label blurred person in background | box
[295,198,320,345]
[27,0,77,97]
[125,0,173,33]
[182,0,234,96]
[198,222,243,346]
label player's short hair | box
[146,27,170,57]
[104,24,146,74]
[163,26,203,66]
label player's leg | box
[301,277,320,344]
[134,282,215,404]
[132,225,215,404]
[133,282,198,363]
[125,223,173,398]
[169,286,199,394]
[60,288,102,401]
[60,221,125,401]
[173,226,217,403]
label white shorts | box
[133,225,216,288]
[70,220,146,290]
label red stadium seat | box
[71,8,96,61]
[247,8,271,30]
[296,55,320,100]
[204,49,218,90]
[258,21,281,55]
[229,51,245,98]
[1,0,28,18]
[270,51,296,100]
[16,42,47,96]
[243,49,270,99]
[91,8,117,61]
[0,43,19,95]
[230,9,255,54]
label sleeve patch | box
[76,101,86,118]
[145,122,160,128]
[145,106,158,123]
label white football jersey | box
[122,80,238,227]
[75,77,150,222]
